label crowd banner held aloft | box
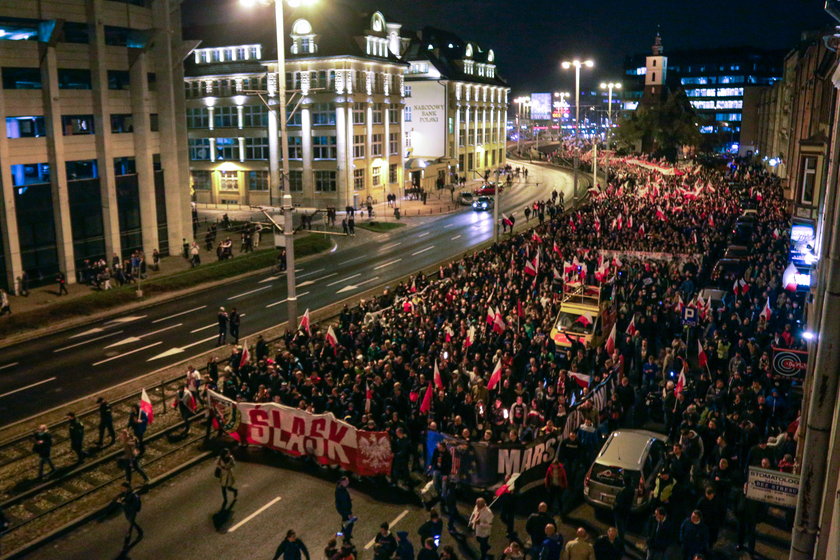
[207,390,393,476]
[746,467,800,508]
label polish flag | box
[419,382,433,414]
[444,325,454,342]
[553,241,562,255]
[627,215,633,231]
[616,213,624,231]
[178,386,198,412]
[239,344,250,368]
[325,325,338,348]
[697,340,708,369]
[464,325,476,348]
[656,206,666,221]
[569,372,591,389]
[594,216,601,233]
[486,306,496,325]
[639,223,646,236]
[139,388,154,425]
[691,231,698,245]
[675,294,685,313]
[575,313,593,327]
[532,231,543,244]
[493,310,506,334]
[487,358,503,390]
[783,262,799,292]
[299,308,311,336]
[708,214,715,227]
[605,323,617,354]
[524,254,539,277]
[552,267,562,282]
[625,316,637,336]
[365,380,373,413]
[502,213,513,227]
[563,260,575,275]
[434,360,444,389]
[675,358,687,397]
[761,297,773,322]
[410,277,417,293]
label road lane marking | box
[365,509,409,549]
[191,323,216,333]
[380,242,401,250]
[182,335,219,349]
[93,342,162,367]
[151,305,207,324]
[105,324,183,349]
[450,235,462,240]
[418,231,430,237]
[54,331,125,353]
[227,496,283,533]
[68,327,104,339]
[444,223,455,228]
[298,273,337,287]
[105,315,147,325]
[265,291,310,309]
[228,285,272,300]
[374,258,401,270]
[298,268,325,278]
[356,277,381,287]
[0,362,18,371]
[411,246,435,256]
[343,255,367,263]
[327,273,361,287]
[0,377,57,399]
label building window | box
[242,105,268,127]
[389,163,397,184]
[289,170,303,192]
[6,116,46,138]
[187,108,209,129]
[314,170,336,192]
[801,156,817,206]
[467,129,475,146]
[150,113,159,132]
[404,106,412,122]
[219,170,239,191]
[248,170,269,191]
[61,21,91,43]
[214,106,237,128]
[311,103,336,126]
[62,115,94,135]
[113,157,136,176]
[111,114,134,133]
[58,69,92,89]
[288,136,303,159]
[404,85,412,97]
[107,70,130,90]
[192,170,211,190]
[216,137,238,160]
[353,103,365,125]
[2,67,42,89]
[313,135,337,159]
[389,132,399,155]
[371,134,383,157]
[372,103,383,124]
[287,107,302,126]
[189,138,211,160]
[66,160,98,180]
[353,135,365,159]
[244,137,269,160]
[353,168,365,190]
[372,166,381,186]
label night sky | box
[182,0,833,95]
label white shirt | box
[469,505,493,538]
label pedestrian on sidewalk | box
[216,448,238,505]
[217,307,228,346]
[152,248,161,271]
[273,529,311,560]
[56,271,69,296]
[335,476,356,542]
[0,288,10,315]
[468,497,493,560]
[33,424,55,480]
[67,412,86,463]
[348,216,355,236]
[373,522,398,560]
[342,218,349,235]
[190,241,201,267]
[119,429,149,485]
[127,404,148,454]
[96,396,116,447]
[229,307,240,344]
[116,482,143,551]
[524,207,531,222]
[561,528,594,560]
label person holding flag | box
[174,385,197,435]
[299,308,311,336]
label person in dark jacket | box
[695,487,725,545]
[525,503,555,560]
[646,507,676,560]
[679,510,710,560]
[273,529,311,560]
[612,477,634,547]
[116,482,143,550]
[229,307,241,344]
[417,537,439,560]
[67,412,86,463]
[391,427,412,487]
[335,476,356,542]
[374,522,398,560]
[593,527,623,560]
[96,396,116,447]
[418,510,443,544]
[396,531,415,560]
[429,441,452,498]
[538,524,563,560]
[33,424,55,480]
[127,404,148,454]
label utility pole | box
[592,142,598,189]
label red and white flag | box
[325,325,338,348]
[486,306,496,325]
[675,358,687,397]
[419,382,433,414]
[575,313,593,327]
[552,267,562,282]
[697,339,708,369]
[552,241,562,255]
[493,309,506,334]
[569,372,591,389]
[594,216,601,233]
[299,308,311,335]
[760,297,772,322]
[434,360,444,389]
[625,316,637,336]
[675,294,685,314]
[656,206,666,221]
[524,253,539,277]
[783,262,799,292]
[605,323,617,354]
[365,380,373,413]
[502,213,513,227]
[639,223,646,236]
[444,325,454,342]
[239,344,250,368]
[465,325,476,348]
[487,358,503,390]
[140,388,154,425]
[532,231,543,244]
[180,386,198,412]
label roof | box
[595,429,667,470]
[402,26,508,87]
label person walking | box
[96,397,117,447]
[217,307,228,346]
[127,404,148,454]
[229,307,240,344]
[525,503,555,560]
[468,497,493,560]
[679,510,710,560]
[273,529,311,560]
[56,271,69,295]
[216,448,238,505]
[119,429,149,485]
[418,538,439,560]
[539,524,564,560]
[0,288,10,315]
[348,216,355,236]
[561,528,594,560]
[645,507,676,560]
[33,424,55,480]
[544,458,568,514]
[342,218,349,235]
[67,412,86,463]
[611,476,634,548]
[593,528,622,560]
[116,482,143,553]
[335,476,357,542]
[373,522,398,560]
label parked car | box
[583,429,668,513]
[723,244,749,259]
[472,196,494,211]
[475,183,499,196]
[459,191,475,206]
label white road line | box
[182,335,218,350]
[374,258,401,270]
[450,235,462,240]
[0,362,18,371]
[191,323,216,333]
[365,509,409,549]
[443,223,456,228]
[92,342,162,367]
[227,496,282,533]
[343,255,367,263]
[299,272,338,287]
[411,245,435,256]
[151,305,207,324]
[355,276,381,287]
[298,268,325,278]
[418,231,430,237]
[0,377,57,399]
[139,323,183,338]
[380,242,401,251]
[53,331,124,353]
[265,291,310,309]
[327,273,361,287]
[228,285,272,300]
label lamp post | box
[240,0,310,330]
[599,81,621,186]
[514,96,530,156]
[561,59,594,202]
[553,91,569,140]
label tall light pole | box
[561,59,594,202]
[599,81,621,187]
[553,91,569,141]
[241,0,312,329]
[514,96,529,156]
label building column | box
[464,103,471,172]
[335,101,348,208]
[454,102,461,171]
[0,72,22,291]
[473,105,480,172]
[128,49,158,256]
[346,104,354,208]
[40,42,76,282]
[383,101,390,194]
[488,105,494,167]
[301,104,313,203]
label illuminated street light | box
[561,59,594,200]
[599,81,621,181]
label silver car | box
[583,429,668,512]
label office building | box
[0,0,192,290]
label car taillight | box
[584,466,592,488]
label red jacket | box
[545,462,568,489]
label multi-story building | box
[401,27,509,189]
[186,7,409,210]
[0,0,192,290]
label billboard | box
[746,467,800,508]
[530,92,552,120]
[405,81,447,158]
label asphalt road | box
[0,162,571,425]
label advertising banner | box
[530,93,552,120]
[772,347,808,378]
[207,391,393,476]
[746,467,800,508]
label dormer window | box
[291,19,317,55]
[371,12,385,32]
[465,43,473,58]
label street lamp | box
[514,96,530,156]
[599,81,621,184]
[240,0,316,331]
[561,59,594,201]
